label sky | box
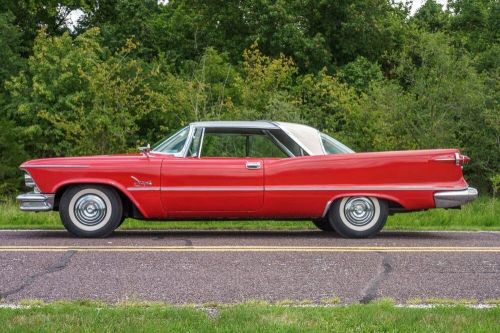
[407,0,448,14]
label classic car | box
[17,121,478,238]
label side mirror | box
[138,144,151,157]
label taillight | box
[433,152,470,166]
[456,153,470,166]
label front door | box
[161,157,264,213]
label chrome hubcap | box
[74,194,107,226]
[344,197,375,226]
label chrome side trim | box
[160,186,262,191]
[434,187,478,208]
[16,193,55,212]
[265,185,468,191]
[23,164,90,169]
[156,185,468,192]
[127,187,161,192]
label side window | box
[153,126,190,154]
[200,130,288,158]
[269,129,306,156]
[248,135,287,158]
[202,133,246,157]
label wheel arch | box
[322,193,405,218]
[53,180,145,218]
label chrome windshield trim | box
[151,125,193,157]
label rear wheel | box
[328,196,388,238]
[59,185,123,238]
[312,218,335,232]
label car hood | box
[19,153,171,169]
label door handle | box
[246,161,262,169]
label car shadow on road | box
[15,229,454,240]
[119,230,453,239]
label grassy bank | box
[0,301,499,332]
[0,197,498,231]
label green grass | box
[0,197,498,231]
[0,301,498,332]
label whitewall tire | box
[60,185,123,238]
[328,196,388,238]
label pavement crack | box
[360,252,393,304]
[0,250,76,300]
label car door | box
[160,127,266,214]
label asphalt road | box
[0,230,499,304]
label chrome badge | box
[131,176,152,187]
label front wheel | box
[59,185,123,238]
[328,197,388,238]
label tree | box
[6,28,156,156]
[346,32,498,191]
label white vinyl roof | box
[275,122,324,155]
[190,120,325,156]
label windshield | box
[152,126,190,154]
[320,133,354,154]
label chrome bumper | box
[434,187,478,208]
[16,193,55,212]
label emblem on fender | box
[131,176,152,187]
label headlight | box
[24,173,35,188]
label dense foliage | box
[0,0,498,194]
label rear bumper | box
[16,193,55,212]
[434,187,478,208]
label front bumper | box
[434,187,478,208]
[16,193,55,212]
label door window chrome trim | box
[197,127,206,158]
[264,130,294,157]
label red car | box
[17,121,477,238]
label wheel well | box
[53,183,142,218]
[325,196,405,216]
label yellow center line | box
[0,246,498,253]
